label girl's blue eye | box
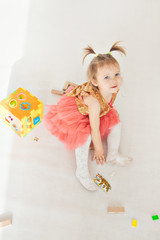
[115,73,119,76]
[105,76,109,79]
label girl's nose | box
[112,78,117,84]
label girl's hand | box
[91,148,106,165]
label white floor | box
[1,75,160,240]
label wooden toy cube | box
[0,88,43,137]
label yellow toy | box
[132,219,137,227]
[0,88,43,137]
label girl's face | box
[92,63,122,94]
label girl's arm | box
[83,95,106,164]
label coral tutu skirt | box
[44,87,120,149]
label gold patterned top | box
[66,81,119,117]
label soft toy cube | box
[0,88,43,137]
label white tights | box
[107,122,133,165]
[75,122,132,191]
[75,135,98,191]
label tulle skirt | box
[44,87,120,149]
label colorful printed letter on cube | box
[0,88,43,137]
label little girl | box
[44,41,133,191]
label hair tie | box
[107,51,111,55]
[94,53,99,57]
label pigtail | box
[109,41,126,56]
[82,45,96,65]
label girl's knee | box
[112,122,122,131]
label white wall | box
[0,0,30,97]
[0,0,30,212]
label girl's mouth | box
[111,85,117,88]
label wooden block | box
[132,219,137,227]
[51,89,64,96]
[107,206,125,213]
[62,81,70,91]
[0,218,12,228]
[152,215,159,220]
[34,137,39,141]
[62,81,77,91]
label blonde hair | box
[82,41,126,82]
